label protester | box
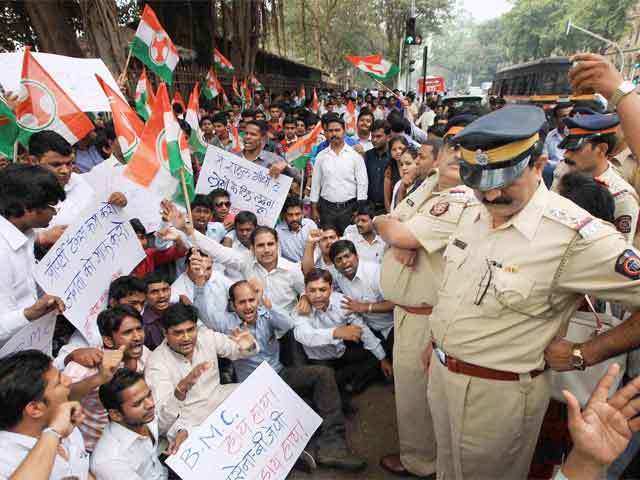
[130,219,187,279]
[383,135,410,212]
[142,272,173,351]
[276,197,318,262]
[363,120,392,215]
[343,203,386,264]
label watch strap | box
[611,81,635,110]
[42,427,62,441]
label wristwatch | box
[571,344,586,371]
[610,81,636,110]
[42,427,63,441]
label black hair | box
[228,280,251,303]
[250,225,278,245]
[108,275,146,303]
[0,164,65,218]
[322,113,344,128]
[246,119,268,134]
[94,130,112,159]
[185,248,210,265]
[329,239,357,262]
[282,196,303,213]
[28,130,73,159]
[304,268,333,286]
[371,119,391,135]
[319,222,339,235]
[208,188,230,203]
[559,172,615,223]
[234,210,258,227]
[283,115,296,126]
[161,302,199,330]
[304,114,319,128]
[587,133,617,156]
[143,271,171,290]
[422,137,443,161]
[389,135,410,151]
[231,98,243,107]
[199,115,214,127]
[0,350,51,429]
[357,108,374,122]
[173,103,184,115]
[354,202,375,219]
[129,218,146,236]
[387,110,409,134]
[97,304,143,338]
[99,368,145,412]
[191,194,213,211]
[241,109,257,119]
[211,112,228,125]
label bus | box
[491,56,595,109]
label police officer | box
[378,104,640,479]
[555,113,640,244]
[377,115,476,477]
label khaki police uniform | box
[418,182,640,479]
[611,147,637,186]
[380,172,455,476]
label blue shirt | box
[74,146,105,173]
[218,306,294,381]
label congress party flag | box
[221,90,231,110]
[0,95,18,159]
[203,67,222,100]
[213,48,235,74]
[124,83,179,202]
[232,76,240,98]
[95,75,143,162]
[131,4,179,85]
[134,67,155,121]
[250,74,264,92]
[286,122,322,170]
[345,54,399,82]
[185,82,207,161]
[15,48,94,146]
[344,99,357,135]
[312,87,319,113]
[172,90,186,111]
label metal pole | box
[566,20,625,73]
[397,37,404,91]
[405,45,411,92]
[421,45,428,104]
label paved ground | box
[289,382,422,480]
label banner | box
[166,362,322,480]
[417,76,445,95]
[0,52,124,112]
[196,146,292,228]
[34,200,146,345]
[0,313,56,359]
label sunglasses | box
[215,201,231,208]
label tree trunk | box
[78,0,127,76]
[23,0,84,57]
[301,0,308,63]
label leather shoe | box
[316,445,367,472]
[379,453,435,478]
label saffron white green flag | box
[345,54,399,82]
[134,67,154,121]
[131,4,179,85]
[185,82,207,161]
[213,48,234,74]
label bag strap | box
[547,231,581,315]
[583,294,604,334]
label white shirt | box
[0,215,37,346]
[343,228,386,265]
[0,428,89,480]
[190,230,305,313]
[292,292,385,360]
[91,419,167,480]
[50,173,96,227]
[333,260,394,338]
[310,144,368,203]
[276,218,317,262]
[222,230,252,281]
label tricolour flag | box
[15,48,94,146]
[96,75,144,162]
[0,96,18,159]
[345,54,399,82]
[172,90,186,111]
[286,122,322,170]
[229,123,242,154]
[221,90,231,110]
[250,74,264,92]
[312,88,319,113]
[185,82,207,161]
[241,79,251,107]
[344,99,357,135]
[135,68,155,121]
[131,4,179,85]
[124,83,179,202]
[203,67,221,100]
[213,48,235,74]
[299,85,306,104]
[232,76,240,98]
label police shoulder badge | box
[430,201,449,217]
[475,149,489,166]
[615,249,640,280]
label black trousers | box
[318,197,357,236]
[372,326,395,361]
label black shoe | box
[293,450,317,473]
[316,445,367,472]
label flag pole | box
[179,168,193,224]
[12,141,18,163]
[370,77,403,100]
[118,48,133,85]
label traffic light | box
[405,17,416,45]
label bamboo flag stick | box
[118,48,133,84]
[179,168,193,225]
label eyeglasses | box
[215,201,231,208]
[474,259,501,306]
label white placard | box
[0,52,125,112]
[34,200,146,346]
[0,313,56,359]
[195,146,292,228]
[167,362,322,480]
